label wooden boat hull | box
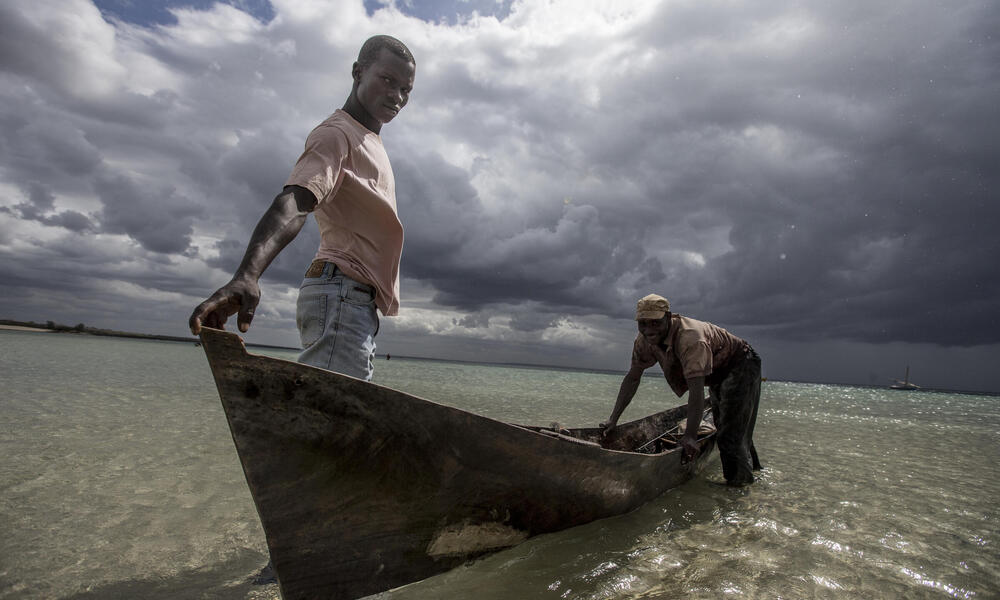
[199,327,716,600]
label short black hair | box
[357,35,414,70]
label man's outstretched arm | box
[680,375,705,461]
[601,365,645,435]
[189,185,317,335]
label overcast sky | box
[1,0,998,392]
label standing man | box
[189,35,415,382]
[601,294,763,485]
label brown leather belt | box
[305,259,331,278]
[304,260,375,294]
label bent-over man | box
[601,294,762,485]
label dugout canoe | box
[199,327,717,600]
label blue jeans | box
[296,262,379,381]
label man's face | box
[637,316,670,345]
[354,48,415,126]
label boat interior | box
[521,409,716,455]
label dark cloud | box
[95,173,202,254]
[1,0,998,391]
[389,1,1000,352]
[396,155,633,313]
[0,180,96,233]
[5,204,95,233]
[509,311,558,333]
[218,127,301,209]
[0,106,104,188]
[454,313,490,329]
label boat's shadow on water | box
[58,549,274,600]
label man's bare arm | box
[680,375,705,461]
[189,185,317,335]
[601,365,645,434]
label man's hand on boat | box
[680,433,700,463]
[189,276,261,335]
[599,420,616,437]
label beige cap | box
[635,294,670,320]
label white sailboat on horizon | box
[890,365,920,390]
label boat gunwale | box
[203,327,710,457]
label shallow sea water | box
[1,330,997,599]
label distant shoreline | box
[0,319,298,352]
[0,324,56,333]
[0,319,614,373]
[4,319,995,396]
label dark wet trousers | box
[709,347,762,485]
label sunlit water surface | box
[1,330,997,599]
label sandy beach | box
[0,324,54,332]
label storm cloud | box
[1,0,997,391]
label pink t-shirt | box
[285,109,403,315]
